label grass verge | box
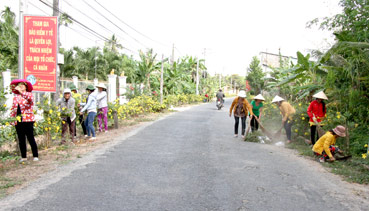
[287,137,369,184]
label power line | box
[63,0,128,43]
[81,0,149,49]
[93,0,170,48]
[39,0,109,42]
[29,0,50,15]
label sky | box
[1,0,342,76]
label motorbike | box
[216,99,223,110]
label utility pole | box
[171,44,175,65]
[202,48,206,78]
[53,0,60,99]
[196,58,199,95]
[230,77,232,93]
[160,54,164,104]
[18,0,27,79]
[219,74,221,89]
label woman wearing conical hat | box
[250,94,265,132]
[307,91,328,145]
[272,95,296,143]
[229,90,254,139]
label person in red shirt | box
[307,91,328,145]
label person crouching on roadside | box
[307,91,328,145]
[312,125,346,163]
[272,95,296,143]
[56,88,76,144]
[79,85,97,140]
[10,79,39,162]
[230,90,254,139]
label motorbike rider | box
[216,89,225,105]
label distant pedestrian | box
[56,88,76,144]
[230,90,254,138]
[272,95,296,143]
[10,79,38,162]
[96,83,108,133]
[307,91,328,145]
[205,93,209,102]
[79,85,97,140]
[250,94,265,132]
[70,84,87,138]
[312,125,346,163]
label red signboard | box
[23,16,58,92]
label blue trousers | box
[85,112,96,137]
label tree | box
[105,34,123,53]
[246,56,265,95]
[0,7,18,72]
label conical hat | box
[313,91,328,100]
[253,94,265,101]
[272,95,284,103]
[238,90,246,98]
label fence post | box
[108,74,117,103]
[113,110,118,129]
[118,75,127,105]
[72,76,79,89]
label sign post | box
[23,15,58,92]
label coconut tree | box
[0,7,18,72]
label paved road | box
[3,99,367,210]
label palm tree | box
[105,34,123,53]
[137,49,161,95]
[0,7,18,72]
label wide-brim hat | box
[96,83,107,89]
[10,79,33,94]
[69,84,77,91]
[272,95,284,103]
[313,91,328,100]
[86,84,96,91]
[238,90,246,98]
[253,94,265,101]
[333,125,346,137]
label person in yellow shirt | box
[313,125,346,163]
[272,95,296,143]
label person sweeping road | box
[272,95,296,143]
[307,91,328,145]
[312,125,346,163]
[250,94,265,132]
[230,90,254,139]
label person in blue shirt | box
[79,84,97,140]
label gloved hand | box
[312,117,318,124]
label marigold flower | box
[337,115,341,119]
[49,109,53,114]
[362,153,367,159]
[3,104,7,107]
[364,144,368,148]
